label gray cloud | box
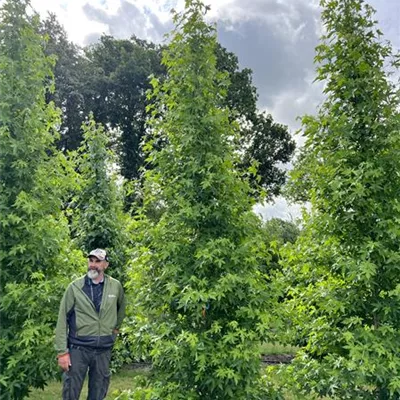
[207,2,321,143]
[215,0,320,121]
[84,31,103,45]
[82,0,173,45]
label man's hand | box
[112,328,120,335]
[57,353,71,371]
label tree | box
[71,114,130,283]
[280,0,400,398]
[40,13,87,151]
[82,35,165,181]
[125,1,278,398]
[261,218,300,272]
[0,1,80,398]
[262,218,300,246]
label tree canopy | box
[280,0,400,397]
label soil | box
[261,353,294,365]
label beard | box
[87,268,100,280]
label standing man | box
[55,249,126,400]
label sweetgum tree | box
[0,1,80,398]
[280,0,400,398]
[124,1,278,398]
[70,115,132,370]
[71,115,130,283]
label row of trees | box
[0,1,296,398]
[1,0,399,398]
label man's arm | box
[54,285,74,355]
[115,281,126,330]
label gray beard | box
[87,269,100,280]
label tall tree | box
[126,1,278,398]
[0,1,79,398]
[71,115,130,283]
[280,0,400,398]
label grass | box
[28,344,298,399]
[260,342,298,355]
[28,367,150,400]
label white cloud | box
[254,196,308,222]
[30,0,110,45]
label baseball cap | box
[87,248,108,261]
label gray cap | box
[87,248,108,261]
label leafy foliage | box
[280,0,400,398]
[0,1,80,398]
[261,218,300,272]
[125,1,279,398]
[71,115,130,283]
[262,218,300,247]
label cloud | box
[266,73,325,141]
[214,0,321,127]
[82,0,173,44]
[253,196,307,221]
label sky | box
[24,0,400,220]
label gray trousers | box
[62,346,112,400]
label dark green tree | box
[261,218,300,272]
[280,0,400,398]
[125,1,278,398]
[82,35,165,181]
[263,218,300,246]
[0,1,80,398]
[40,13,86,151]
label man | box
[55,249,126,400]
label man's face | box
[87,256,109,280]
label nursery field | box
[2,0,400,398]
[28,344,299,400]
[28,368,150,400]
